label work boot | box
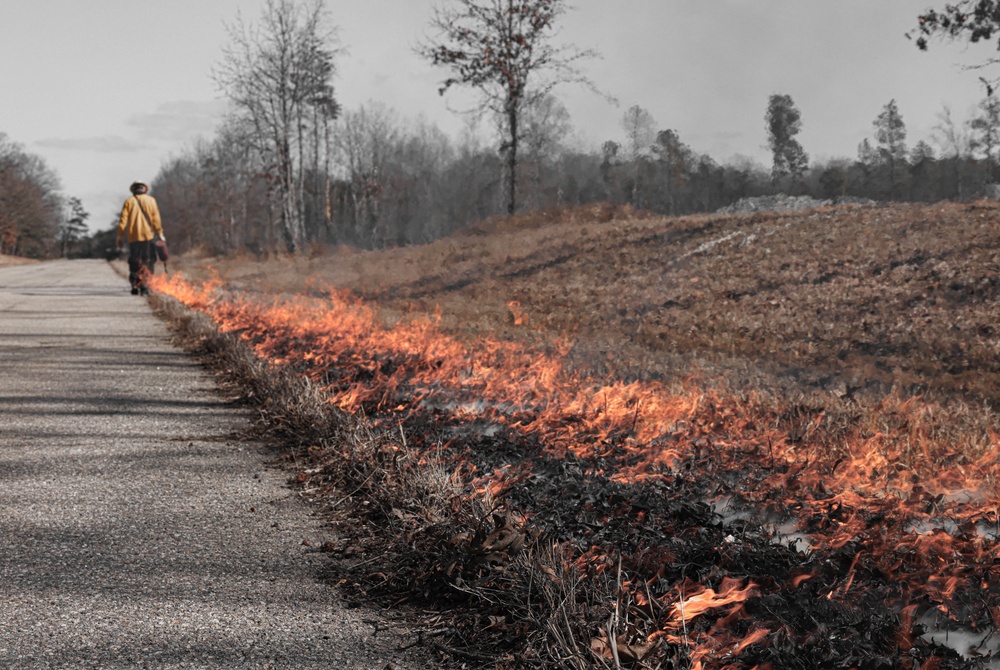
[131,287,139,295]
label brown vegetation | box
[176,200,1000,408]
[0,253,38,267]
[158,201,1000,668]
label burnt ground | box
[162,201,1000,669]
[257,324,998,669]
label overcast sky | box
[0,1,993,230]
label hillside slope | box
[181,201,1000,408]
[160,200,1000,668]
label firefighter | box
[116,180,165,295]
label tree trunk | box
[507,102,518,215]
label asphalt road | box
[0,260,427,669]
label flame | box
[151,272,1000,667]
[649,577,764,670]
[506,300,527,326]
[663,578,757,632]
[151,271,1000,526]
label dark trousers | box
[128,240,156,289]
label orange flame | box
[151,271,1000,658]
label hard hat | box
[130,180,148,193]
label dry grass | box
[175,200,1000,412]
[165,199,1000,519]
[157,200,1000,668]
[0,253,38,267]
[148,286,624,668]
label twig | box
[606,556,624,670]
[347,550,390,570]
[432,642,495,663]
[560,600,586,669]
[328,466,382,511]
[630,397,642,436]
[396,627,451,651]
[679,565,690,662]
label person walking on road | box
[116,180,165,296]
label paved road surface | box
[0,260,426,669]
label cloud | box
[125,99,227,142]
[34,136,152,153]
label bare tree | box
[520,93,572,206]
[419,0,599,215]
[621,105,656,160]
[335,102,400,246]
[215,0,339,253]
[156,118,268,255]
[933,104,975,197]
[387,116,457,243]
[0,133,62,258]
[522,94,572,163]
[618,104,657,206]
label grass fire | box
[150,201,1000,669]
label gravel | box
[716,194,875,214]
[0,260,432,669]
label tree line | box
[154,89,1000,258]
[0,133,93,259]
[5,0,1000,260]
[143,0,1000,258]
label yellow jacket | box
[117,194,164,245]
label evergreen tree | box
[60,197,89,257]
[873,99,908,198]
[874,99,908,163]
[652,129,693,214]
[765,94,808,185]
